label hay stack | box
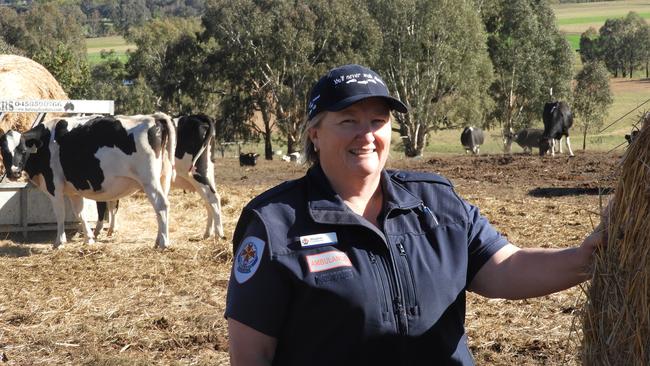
[0,54,68,134]
[583,113,650,365]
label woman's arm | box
[469,225,605,299]
[228,318,277,366]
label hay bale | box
[582,113,650,365]
[0,54,68,134]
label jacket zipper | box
[367,251,390,320]
[396,241,418,316]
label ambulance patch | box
[306,250,352,272]
[234,236,265,283]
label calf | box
[239,152,259,166]
[541,101,574,157]
[504,128,545,154]
[94,114,226,240]
[0,113,176,249]
[460,127,485,155]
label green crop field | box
[85,36,135,65]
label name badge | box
[300,232,338,247]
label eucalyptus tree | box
[202,0,381,159]
[573,61,612,150]
[369,0,494,157]
[125,17,203,113]
[481,0,573,150]
[598,18,625,77]
[579,27,600,64]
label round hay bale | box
[582,113,650,365]
[0,54,68,134]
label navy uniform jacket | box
[225,164,508,365]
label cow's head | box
[0,130,42,179]
[539,138,552,156]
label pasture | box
[0,150,617,365]
[85,36,133,65]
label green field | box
[85,36,134,65]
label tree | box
[202,0,381,159]
[125,17,203,113]
[369,0,493,157]
[481,0,573,151]
[573,61,612,150]
[86,51,159,114]
[598,18,625,77]
[579,27,600,64]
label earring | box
[314,145,319,152]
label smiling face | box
[308,97,392,184]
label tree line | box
[1,0,612,157]
[579,11,650,78]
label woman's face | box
[309,97,392,181]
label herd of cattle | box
[0,113,224,249]
[462,101,576,156]
[0,100,638,248]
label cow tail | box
[156,112,176,193]
[191,115,216,169]
[165,114,177,185]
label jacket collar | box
[306,164,422,226]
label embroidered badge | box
[234,236,265,284]
[300,232,338,247]
[306,250,352,273]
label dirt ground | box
[0,149,621,365]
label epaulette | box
[389,170,453,186]
[245,176,305,209]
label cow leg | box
[203,186,225,239]
[107,200,119,236]
[142,183,170,249]
[49,194,68,248]
[94,201,107,237]
[565,136,575,157]
[550,139,556,157]
[69,196,95,244]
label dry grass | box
[582,114,650,365]
[0,153,617,365]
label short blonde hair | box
[300,111,327,165]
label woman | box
[225,64,605,365]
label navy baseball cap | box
[307,64,408,120]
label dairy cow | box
[95,114,225,239]
[172,114,224,239]
[541,101,574,157]
[460,127,485,155]
[0,113,176,249]
[504,128,545,154]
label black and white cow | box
[239,152,260,166]
[504,128,545,154]
[0,113,176,249]
[94,114,225,240]
[173,114,224,239]
[541,101,574,157]
[460,127,485,155]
